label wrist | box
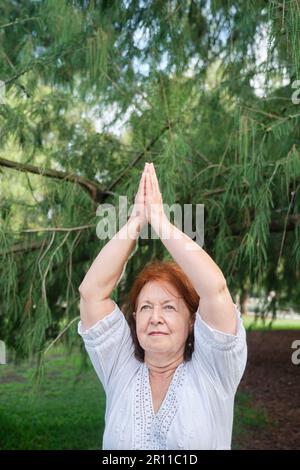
[150,211,170,234]
[127,216,143,239]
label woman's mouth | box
[148,332,168,336]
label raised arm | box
[144,162,237,335]
[79,165,147,329]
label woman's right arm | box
[79,216,142,330]
[79,165,147,330]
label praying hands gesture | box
[130,162,165,229]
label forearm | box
[151,214,226,298]
[79,217,141,299]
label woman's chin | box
[144,345,171,355]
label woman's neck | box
[145,354,184,378]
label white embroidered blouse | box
[77,301,247,450]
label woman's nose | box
[150,306,164,323]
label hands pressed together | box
[130,162,165,228]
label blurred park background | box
[0,0,300,450]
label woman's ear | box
[189,314,196,331]
[133,311,136,319]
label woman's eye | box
[140,305,174,310]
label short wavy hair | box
[123,259,199,362]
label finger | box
[138,167,146,195]
[150,163,160,193]
[142,170,146,196]
[139,171,145,202]
[147,163,153,189]
[141,165,146,177]
[135,177,142,202]
[145,165,152,194]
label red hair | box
[123,259,200,362]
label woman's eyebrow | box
[141,299,176,304]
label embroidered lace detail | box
[133,362,186,450]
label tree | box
[0,0,299,363]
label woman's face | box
[134,281,193,359]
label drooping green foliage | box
[0,0,299,362]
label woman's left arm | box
[145,162,237,335]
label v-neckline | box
[133,361,187,449]
[145,362,184,418]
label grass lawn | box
[242,315,300,331]
[232,392,269,449]
[0,345,269,450]
[0,347,105,450]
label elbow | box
[78,279,114,301]
[78,281,90,299]
[205,276,227,296]
[205,277,227,298]
[217,278,227,294]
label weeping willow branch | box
[38,231,57,303]
[0,121,174,202]
[3,35,86,86]
[0,225,94,255]
[0,240,46,255]
[1,211,299,259]
[0,157,106,201]
[230,213,300,235]
[20,224,96,233]
[43,315,80,356]
[66,231,82,316]
[277,186,299,266]
[107,122,172,192]
[0,16,40,30]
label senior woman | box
[78,162,247,450]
